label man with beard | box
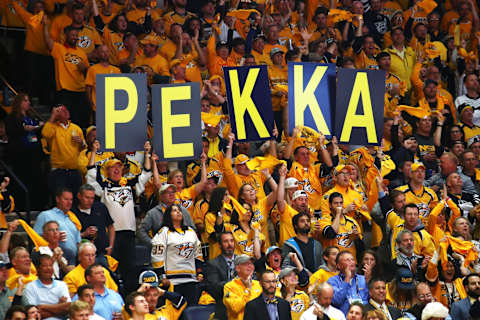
[392,229,431,282]
[282,209,324,276]
[450,273,480,320]
[43,20,90,128]
[205,232,236,320]
[277,173,313,245]
[243,270,292,320]
[318,192,362,258]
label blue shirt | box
[327,273,369,315]
[34,207,82,257]
[93,287,124,320]
[263,294,279,320]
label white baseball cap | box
[292,190,308,201]
[284,177,299,189]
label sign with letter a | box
[335,69,385,146]
[96,73,147,152]
[224,65,275,142]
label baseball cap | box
[467,136,480,148]
[140,35,159,46]
[139,270,159,287]
[411,162,426,172]
[86,125,96,137]
[104,159,123,168]
[216,41,228,49]
[284,177,299,189]
[396,267,414,290]
[234,154,249,165]
[458,103,473,116]
[159,184,176,194]
[266,246,281,256]
[234,254,254,266]
[170,59,182,70]
[292,190,308,201]
[278,267,297,280]
[270,47,284,58]
[253,33,266,41]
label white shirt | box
[89,314,105,320]
[455,94,480,127]
[300,304,346,320]
[23,279,71,320]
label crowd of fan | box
[3,0,480,319]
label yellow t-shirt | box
[63,264,118,295]
[309,268,338,290]
[175,185,197,218]
[126,8,160,24]
[232,225,265,257]
[318,215,361,258]
[41,121,85,169]
[278,203,299,246]
[103,28,124,66]
[85,63,121,111]
[60,25,103,56]
[11,2,48,55]
[251,197,273,248]
[134,54,170,76]
[50,14,71,42]
[277,290,310,320]
[51,42,89,92]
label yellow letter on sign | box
[293,64,331,135]
[339,72,377,144]
[105,77,138,149]
[229,68,269,140]
[161,86,193,158]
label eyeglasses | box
[417,294,433,299]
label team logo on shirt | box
[77,36,92,48]
[106,188,133,206]
[252,208,264,224]
[114,42,125,51]
[178,198,193,209]
[175,242,195,258]
[300,179,313,193]
[65,53,83,65]
[291,298,306,313]
[337,233,354,248]
[238,240,253,253]
[416,203,430,218]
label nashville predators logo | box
[238,240,253,253]
[178,198,193,209]
[300,179,313,193]
[65,53,83,65]
[107,188,133,207]
[77,36,92,48]
[290,298,305,313]
[252,208,264,223]
[174,243,195,258]
[114,42,125,51]
[416,203,430,218]
[337,233,353,248]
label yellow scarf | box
[66,211,82,231]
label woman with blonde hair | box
[364,310,387,320]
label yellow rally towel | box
[246,155,286,171]
[6,266,37,290]
[202,112,224,127]
[440,235,479,268]
[66,211,82,231]
[105,255,119,272]
[328,9,352,24]
[17,219,49,250]
[29,10,44,28]
[458,48,477,61]
[226,9,261,20]
[0,192,14,229]
[416,0,437,14]
[398,105,432,119]
[229,195,247,216]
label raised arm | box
[277,165,287,213]
[42,14,54,51]
[193,153,207,195]
[263,168,278,208]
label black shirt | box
[294,237,315,273]
[72,201,114,253]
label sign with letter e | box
[224,65,274,142]
[152,82,202,161]
[96,73,147,152]
[288,62,335,137]
[335,69,385,146]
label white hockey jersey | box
[151,226,203,285]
